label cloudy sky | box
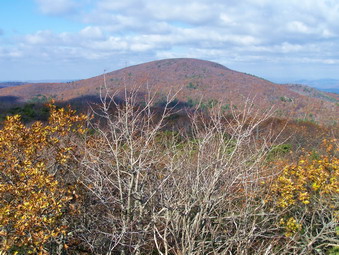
[1,0,339,84]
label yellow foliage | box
[271,139,339,236]
[272,140,338,209]
[0,104,87,253]
[279,217,302,237]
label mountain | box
[0,82,27,89]
[294,79,339,93]
[285,84,339,102]
[295,79,339,89]
[0,58,338,123]
[319,88,339,94]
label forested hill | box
[1,58,338,123]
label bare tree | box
[77,85,180,254]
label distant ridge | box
[0,82,27,88]
[0,58,338,123]
[295,79,339,89]
[320,88,339,94]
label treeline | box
[0,91,338,254]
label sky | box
[1,0,339,85]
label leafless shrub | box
[72,83,337,254]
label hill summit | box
[0,58,338,123]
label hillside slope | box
[0,58,338,123]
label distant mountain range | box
[319,88,339,94]
[0,82,27,89]
[293,79,339,93]
[1,58,338,123]
[0,80,76,89]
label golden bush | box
[0,104,87,254]
[271,139,339,237]
[272,139,338,208]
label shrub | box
[76,93,278,254]
[1,87,337,254]
[186,82,198,89]
[270,139,339,252]
[267,143,292,161]
[0,104,87,254]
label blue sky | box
[1,0,339,86]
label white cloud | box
[35,0,78,15]
[322,59,338,64]
[79,26,104,39]
[287,21,312,34]
[280,42,303,53]
[2,0,339,80]
[96,0,141,11]
[88,37,129,51]
[24,30,55,44]
[147,2,217,24]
